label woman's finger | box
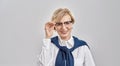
[45,22,55,30]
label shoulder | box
[51,36,58,43]
[73,36,88,45]
[73,36,86,42]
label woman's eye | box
[64,21,71,25]
[55,23,62,26]
[64,22,69,24]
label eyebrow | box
[56,20,72,23]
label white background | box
[0,0,120,66]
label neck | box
[60,35,71,41]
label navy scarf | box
[51,36,88,66]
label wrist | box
[45,36,51,39]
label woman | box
[39,8,95,66]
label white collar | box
[58,36,74,49]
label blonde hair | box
[51,8,75,23]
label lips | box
[60,31,68,34]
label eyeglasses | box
[55,21,73,26]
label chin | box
[59,34,70,39]
[58,31,71,39]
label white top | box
[39,36,95,66]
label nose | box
[61,24,67,30]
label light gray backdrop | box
[0,0,120,66]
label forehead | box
[60,14,71,22]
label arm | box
[84,46,95,66]
[39,22,55,66]
[39,39,53,66]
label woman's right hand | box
[45,22,55,39]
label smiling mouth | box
[60,31,68,34]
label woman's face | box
[55,14,73,40]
